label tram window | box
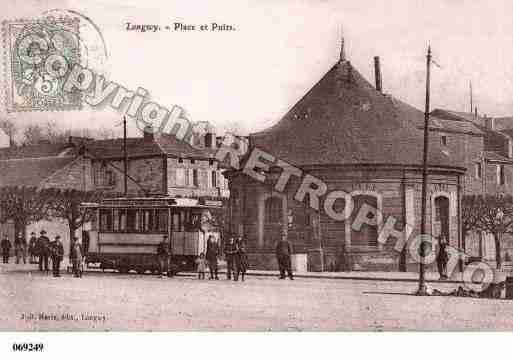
[100,209,113,232]
[113,209,120,231]
[126,209,139,231]
[172,213,181,232]
[155,209,168,232]
[141,209,154,232]
[118,210,127,231]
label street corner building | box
[0,129,229,256]
[224,42,472,273]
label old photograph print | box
[2,0,513,334]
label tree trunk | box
[399,248,407,272]
[494,232,502,270]
[462,230,468,252]
[68,203,79,255]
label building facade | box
[225,49,468,272]
[0,130,228,255]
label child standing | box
[195,253,207,280]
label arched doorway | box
[350,194,379,246]
[264,197,284,247]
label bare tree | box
[463,194,513,269]
[49,189,106,244]
[0,186,58,237]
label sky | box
[2,0,513,140]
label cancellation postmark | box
[2,16,82,112]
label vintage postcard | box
[2,0,513,347]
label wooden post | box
[418,45,432,295]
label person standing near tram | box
[156,235,171,278]
[14,233,26,265]
[224,236,238,280]
[1,234,11,264]
[234,235,248,282]
[206,235,219,280]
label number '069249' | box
[12,343,44,352]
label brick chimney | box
[205,133,214,148]
[374,56,382,92]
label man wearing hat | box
[14,232,26,265]
[28,232,38,264]
[37,230,50,272]
[49,235,64,277]
[1,234,11,263]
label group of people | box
[194,234,294,281]
[1,232,29,264]
[0,230,84,278]
[197,235,249,281]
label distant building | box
[429,109,513,264]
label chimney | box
[143,125,154,142]
[374,56,382,92]
[205,133,214,148]
[340,35,345,62]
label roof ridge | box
[0,155,76,162]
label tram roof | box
[80,197,223,209]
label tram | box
[80,196,223,274]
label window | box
[141,209,154,232]
[99,209,113,232]
[176,168,186,186]
[178,158,183,163]
[497,165,506,185]
[155,209,168,232]
[192,169,199,187]
[190,159,195,164]
[211,171,217,188]
[209,159,214,166]
[265,197,283,223]
[126,209,139,231]
[185,169,191,186]
[441,135,447,146]
[475,162,482,179]
[104,169,116,186]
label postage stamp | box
[2,16,82,112]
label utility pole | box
[417,45,432,296]
[123,115,128,197]
[470,80,473,114]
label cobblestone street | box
[1,263,512,331]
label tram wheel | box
[118,266,129,274]
[136,268,145,274]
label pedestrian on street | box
[70,237,83,278]
[224,236,238,280]
[156,235,171,277]
[28,232,38,264]
[276,234,294,280]
[205,235,219,280]
[1,235,11,264]
[37,230,50,273]
[49,235,64,277]
[195,253,207,280]
[14,233,26,265]
[235,236,249,282]
[437,234,449,280]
